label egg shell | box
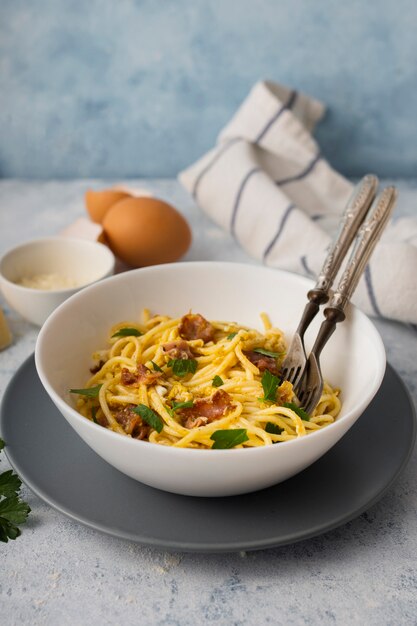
[85,189,131,224]
[102,197,192,267]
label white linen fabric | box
[179,81,417,325]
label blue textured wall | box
[0,0,416,179]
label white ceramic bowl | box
[35,262,386,497]
[0,237,115,325]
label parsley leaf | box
[133,404,164,433]
[265,422,283,436]
[210,429,249,449]
[111,327,142,338]
[0,470,22,498]
[172,400,194,411]
[0,520,20,542]
[227,332,238,340]
[212,375,224,387]
[260,370,280,402]
[167,358,198,378]
[253,348,284,358]
[0,496,31,525]
[69,384,102,398]
[283,402,310,421]
[0,439,31,543]
[167,400,194,416]
[150,360,163,372]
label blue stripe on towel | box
[254,90,297,144]
[263,203,295,261]
[275,152,321,186]
[230,167,262,235]
[364,264,382,317]
[192,137,242,200]
[300,255,316,277]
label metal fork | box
[280,174,379,388]
[296,186,398,415]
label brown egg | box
[102,197,192,267]
[85,189,131,224]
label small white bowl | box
[0,237,115,325]
[35,262,386,497]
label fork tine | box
[281,366,290,380]
[280,333,307,386]
[295,352,323,412]
[303,389,314,413]
[304,388,322,416]
[300,389,313,411]
[292,368,300,384]
[290,365,303,388]
[281,364,304,387]
[296,385,310,408]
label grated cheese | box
[16,273,80,290]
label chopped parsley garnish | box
[212,375,224,387]
[133,404,164,433]
[168,400,194,416]
[150,360,163,372]
[111,327,142,338]
[0,438,31,543]
[172,400,194,411]
[259,370,280,403]
[69,384,102,398]
[167,358,198,378]
[227,332,238,340]
[265,422,283,436]
[283,402,310,421]
[210,429,249,449]
[253,348,284,358]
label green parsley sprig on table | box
[0,438,31,543]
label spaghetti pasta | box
[71,311,341,449]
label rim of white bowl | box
[0,236,115,294]
[35,262,387,456]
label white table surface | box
[1,179,416,626]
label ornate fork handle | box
[313,173,379,295]
[309,186,398,358]
[329,186,397,315]
[296,174,378,336]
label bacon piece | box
[178,313,215,343]
[121,368,139,385]
[163,340,194,359]
[178,390,235,430]
[121,365,162,386]
[114,405,151,440]
[136,364,162,385]
[243,350,280,376]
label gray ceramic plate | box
[1,355,416,553]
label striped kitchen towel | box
[179,80,417,325]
